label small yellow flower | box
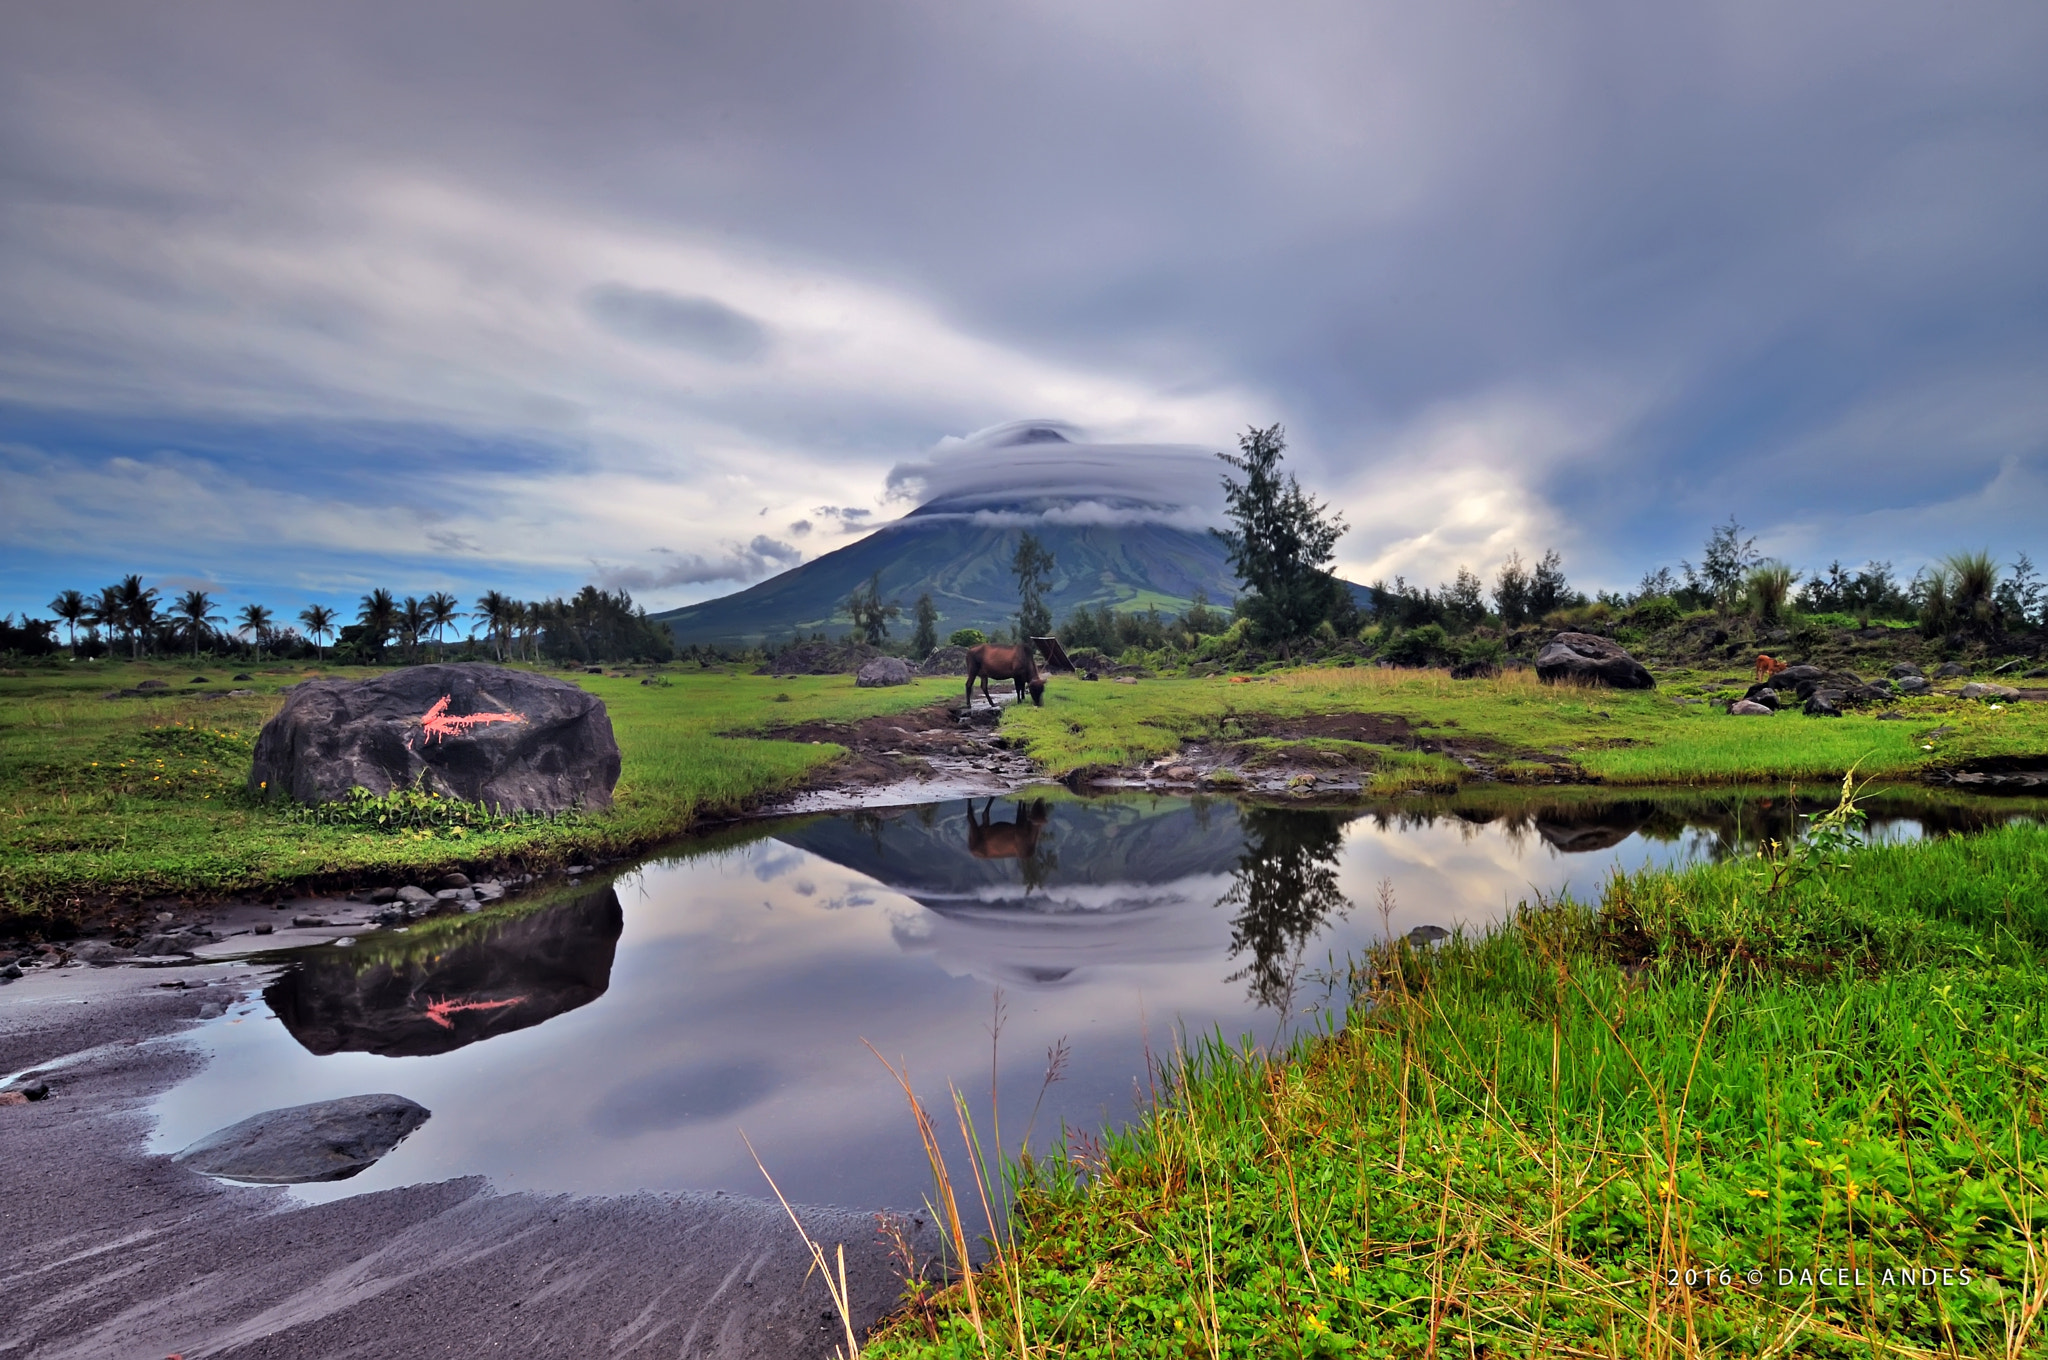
[1844,1181,1860,1203]
[1303,1313,1329,1334]
[1329,1261,1351,1281]
[1746,1188,1769,1199]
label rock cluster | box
[765,641,884,675]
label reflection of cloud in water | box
[894,875,1234,988]
[590,1059,780,1136]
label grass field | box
[1004,666,2048,786]
[0,659,955,916]
[868,813,2048,1358]
[4,658,2043,919]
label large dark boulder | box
[1534,633,1655,689]
[266,886,623,1058]
[917,645,972,676]
[766,641,882,676]
[248,664,619,813]
[856,657,914,687]
[172,1094,429,1183]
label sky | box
[2,0,2044,626]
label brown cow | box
[964,635,1075,709]
[967,798,1050,860]
[1755,654,1791,685]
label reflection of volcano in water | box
[266,887,624,1057]
[775,797,1255,988]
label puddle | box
[149,787,2039,1209]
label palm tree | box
[237,603,275,659]
[172,590,224,661]
[422,591,459,660]
[472,590,511,661]
[48,590,86,657]
[116,575,159,658]
[358,589,397,663]
[298,604,336,661]
[397,596,428,664]
[86,584,123,656]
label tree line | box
[9,578,673,666]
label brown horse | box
[967,797,1050,860]
[964,635,1075,709]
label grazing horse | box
[964,635,1075,709]
[1754,653,1791,685]
[966,798,1050,860]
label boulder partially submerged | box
[172,1094,430,1183]
[1534,633,1655,689]
[248,664,619,813]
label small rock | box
[1895,676,1931,695]
[291,916,328,929]
[375,908,406,925]
[198,1002,225,1020]
[473,882,505,903]
[228,688,257,697]
[395,886,433,905]
[135,678,168,690]
[1729,699,1774,716]
[233,672,255,680]
[1935,662,1968,678]
[433,888,465,903]
[1961,682,2021,700]
[1803,692,1844,718]
[0,963,20,980]
[156,911,176,923]
[189,676,209,684]
[20,1080,49,1100]
[1888,662,1924,679]
[1164,765,1196,780]
[566,865,594,876]
[1875,710,1908,720]
[367,886,399,905]
[1114,676,1138,685]
[253,923,274,934]
[172,1094,431,1184]
[434,872,471,890]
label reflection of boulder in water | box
[1534,804,1651,853]
[266,887,623,1057]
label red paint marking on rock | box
[418,695,525,745]
[420,995,528,1030]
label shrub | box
[1624,595,1682,631]
[1745,561,1797,622]
[1382,622,1450,667]
[947,629,986,648]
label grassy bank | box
[868,812,2048,1358]
[1004,666,2048,787]
[0,659,954,916]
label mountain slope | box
[653,505,1244,647]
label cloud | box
[593,535,803,592]
[886,420,1231,524]
[582,283,769,361]
[788,518,812,536]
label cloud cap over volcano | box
[885,420,1230,529]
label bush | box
[1624,595,1682,631]
[947,629,986,648]
[1382,622,1450,667]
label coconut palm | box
[48,590,86,657]
[397,596,429,664]
[85,584,122,654]
[423,591,459,660]
[172,590,224,660]
[357,589,397,662]
[298,604,337,660]
[237,603,275,659]
[472,590,511,661]
[115,575,159,658]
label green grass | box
[0,659,955,916]
[1002,667,2048,786]
[868,815,2048,1358]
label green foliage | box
[1625,594,1682,631]
[845,572,902,645]
[1744,560,1797,622]
[1686,516,1762,610]
[1379,622,1448,667]
[283,782,562,834]
[948,628,987,648]
[871,821,2048,1358]
[1013,532,1056,640]
[911,592,939,657]
[1215,424,1347,658]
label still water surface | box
[149,789,2025,1209]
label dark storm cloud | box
[0,0,2043,611]
[594,536,802,593]
[582,284,769,361]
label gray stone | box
[1935,662,1968,678]
[395,886,433,904]
[367,886,399,905]
[1803,692,1844,717]
[248,664,620,815]
[917,645,972,676]
[1896,675,1931,695]
[0,963,20,980]
[289,916,328,929]
[375,908,406,925]
[434,872,471,890]
[433,888,465,903]
[1729,699,1774,716]
[1888,662,1924,679]
[1961,682,2021,700]
[172,1094,431,1184]
[1534,633,1655,689]
[855,657,915,688]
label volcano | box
[652,423,1246,648]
